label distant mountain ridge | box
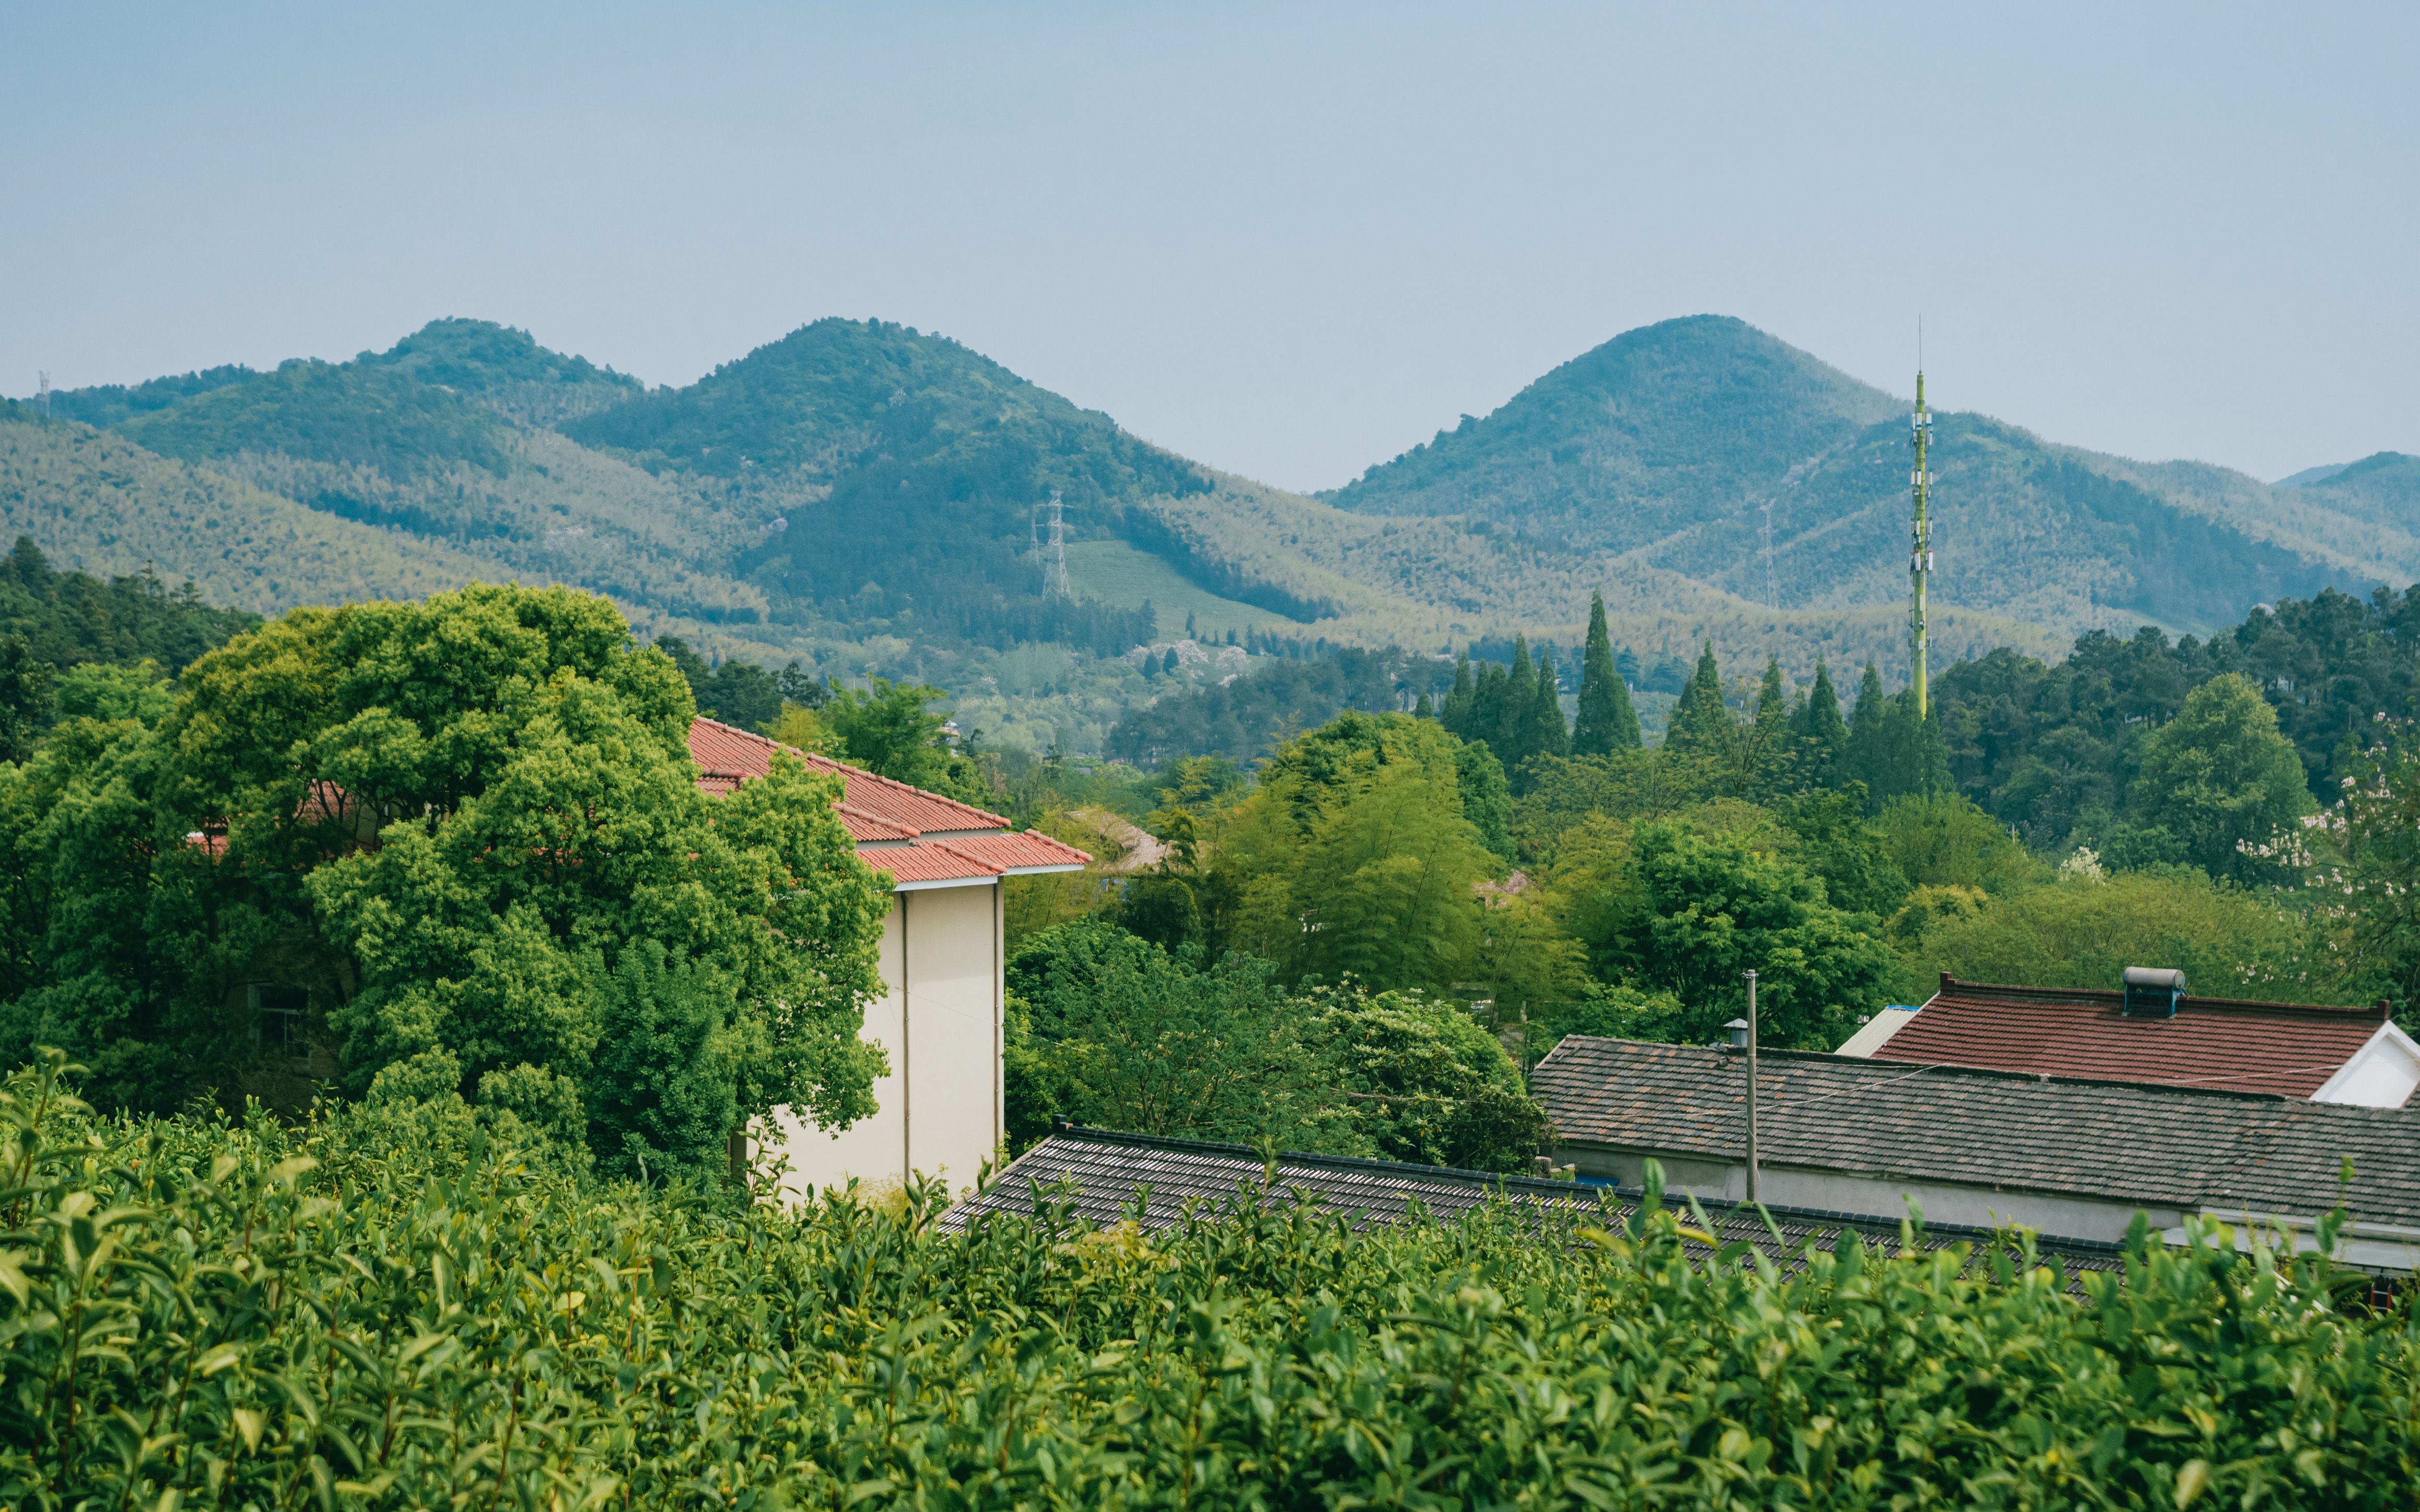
[7,315,2411,705]
[1328,314,2394,639]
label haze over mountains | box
[5,313,2411,720]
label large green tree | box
[1662,644,1731,760]
[1571,592,1642,755]
[1004,918,1351,1154]
[1567,819,1895,1049]
[0,584,892,1178]
[2128,673,2313,881]
[1214,713,1502,994]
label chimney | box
[1724,1017,1751,1048]
[2122,967,2185,1019]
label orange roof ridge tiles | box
[921,830,1092,874]
[684,715,1088,889]
[687,716,1012,828]
[1872,975,2392,1099]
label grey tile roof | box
[945,1128,1594,1232]
[1534,1036,2420,1226]
[943,1127,2130,1282]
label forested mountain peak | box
[46,364,260,431]
[1326,314,1901,553]
[566,316,1205,502]
[362,318,642,426]
[106,357,512,478]
[2296,450,2420,516]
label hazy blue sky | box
[4,3,2412,491]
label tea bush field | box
[4,1051,2415,1509]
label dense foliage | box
[0,585,891,1181]
[1003,917,1548,1171]
[0,535,255,677]
[1935,589,2420,848]
[8,1052,2417,1509]
[1106,646,1452,767]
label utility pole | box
[1910,366,1935,719]
[1744,968,1760,1204]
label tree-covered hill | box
[1326,314,1902,553]
[1326,314,2393,641]
[2292,450,2420,531]
[565,317,1232,652]
[18,316,2416,746]
[0,402,523,611]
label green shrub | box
[1905,869,2344,1004]
[4,1049,2416,1508]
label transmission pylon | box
[1909,370,1935,719]
[1759,501,1775,613]
[1043,489,1071,599]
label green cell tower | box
[1909,371,1935,719]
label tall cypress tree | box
[1526,646,1571,764]
[1750,656,1789,790]
[1441,654,1475,739]
[1573,592,1641,755]
[1845,660,1890,798]
[1663,642,1731,759]
[1792,660,1849,788]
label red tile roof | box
[686,717,1087,889]
[919,830,1096,875]
[1874,975,2391,1098]
[689,717,1011,832]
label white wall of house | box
[2309,1021,2420,1108]
[758,879,1006,1201]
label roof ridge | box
[1049,1124,1590,1197]
[1555,1034,2312,1106]
[1939,974,2384,1021]
[689,715,1012,827]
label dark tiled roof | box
[1534,1036,2420,1226]
[1878,975,2388,1096]
[946,1127,1595,1231]
[943,1127,2129,1282]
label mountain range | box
[5,313,2412,722]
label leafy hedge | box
[5,1050,2416,1508]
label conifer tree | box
[1527,646,1571,763]
[1572,592,1641,755]
[1662,643,1732,759]
[1845,660,1889,797]
[1748,656,1790,791]
[1441,654,1475,738]
[1791,659,1849,788]
[1413,691,1434,719]
[1505,635,1534,757]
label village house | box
[1838,972,2420,1108]
[688,717,1089,1197]
[1532,1034,2420,1273]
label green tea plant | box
[3,1049,2414,1508]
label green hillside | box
[20,315,2416,752]
[0,404,521,611]
[1325,315,1902,552]
[565,317,1286,653]
[1324,315,2384,640]
[2296,450,2420,529]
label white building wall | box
[761,881,1004,1202]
